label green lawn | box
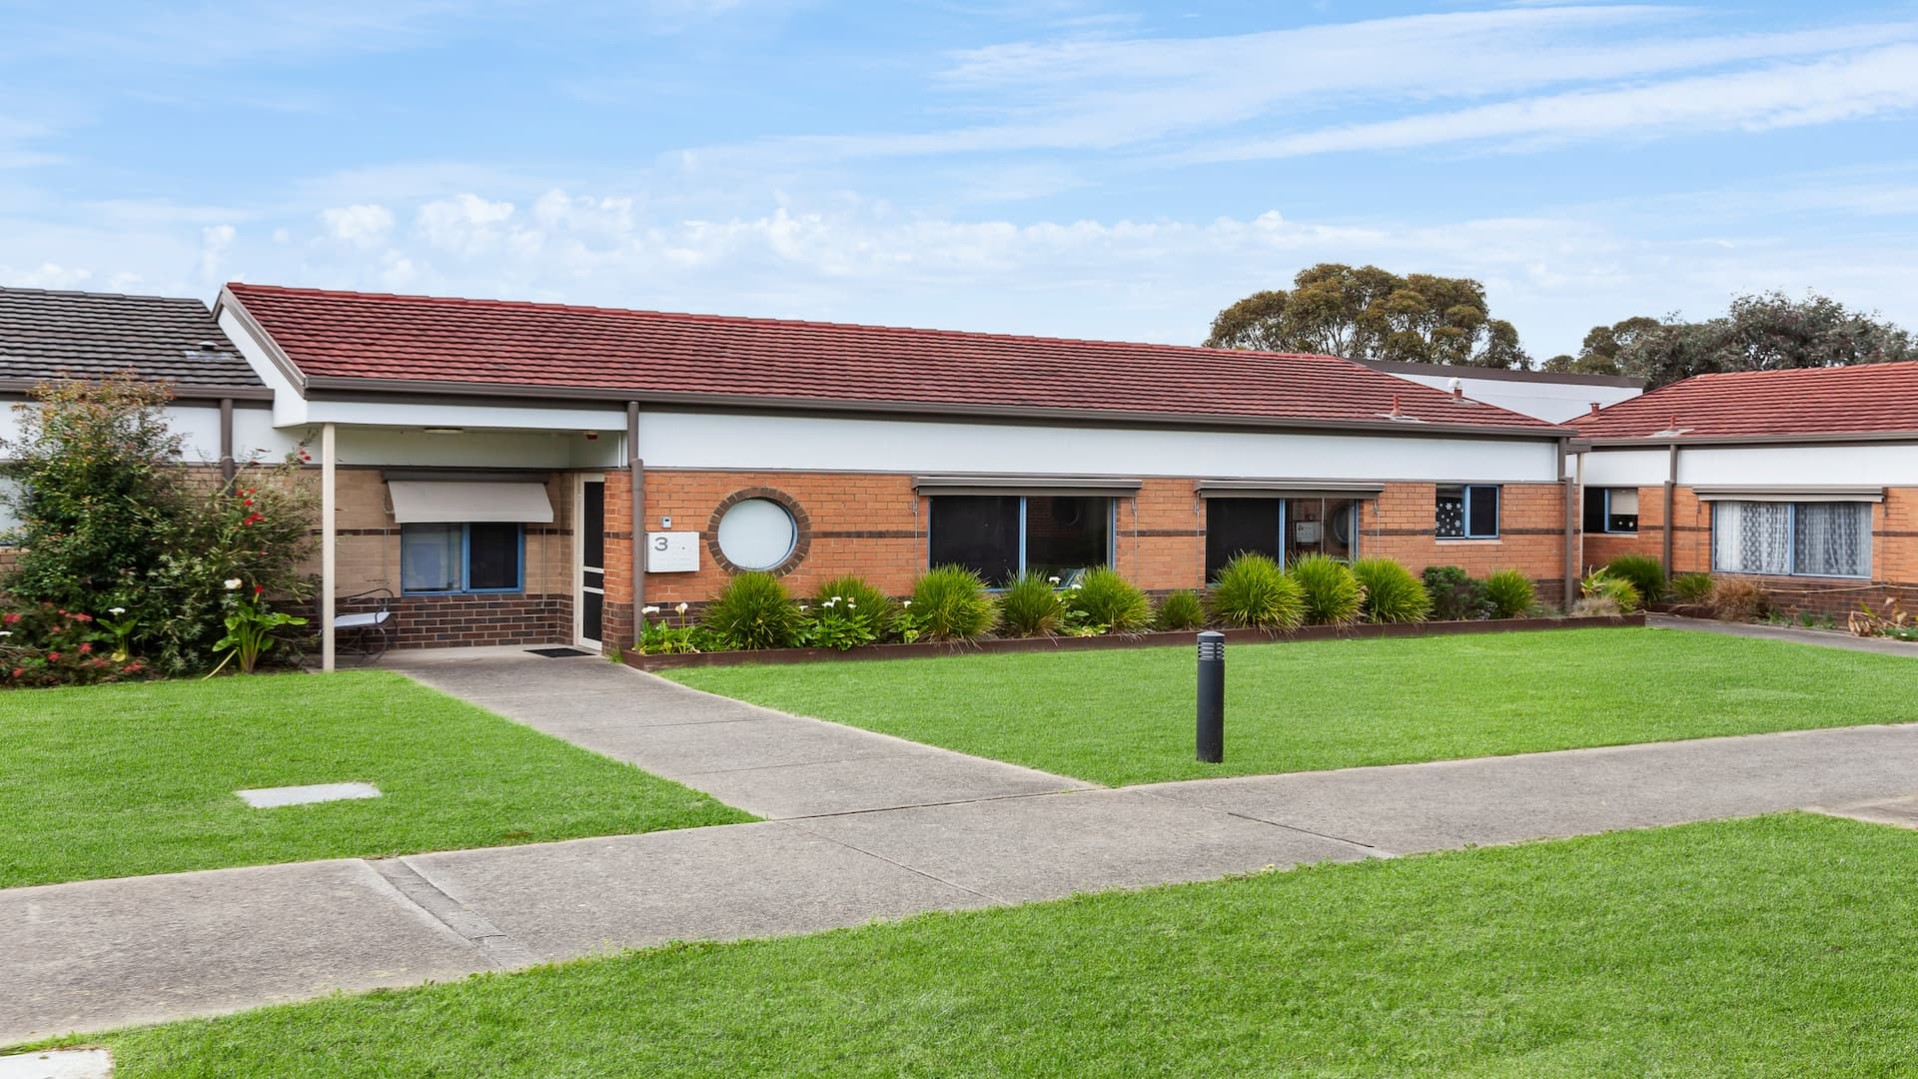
[0,672,751,888]
[45,813,1918,1076]
[670,628,1918,785]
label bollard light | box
[1196,630,1224,763]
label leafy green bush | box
[1580,569,1641,615]
[809,575,895,640]
[1352,558,1431,623]
[1422,565,1488,621]
[1153,589,1206,631]
[1,378,318,678]
[1604,554,1666,605]
[1288,555,1362,625]
[1671,572,1714,605]
[1207,553,1305,631]
[1066,567,1151,633]
[999,572,1066,637]
[703,572,801,649]
[1482,569,1536,619]
[910,565,999,641]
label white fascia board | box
[302,398,629,432]
[1580,448,1670,487]
[1678,442,1918,487]
[216,307,308,427]
[635,410,1560,483]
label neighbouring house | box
[1571,361,1918,615]
[1355,358,1644,423]
[0,287,277,558]
[5,283,1587,661]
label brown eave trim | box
[914,474,1144,497]
[1581,430,1918,449]
[298,374,1573,440]
[0,377,272,401]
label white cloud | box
[416,194,518,254]
[197,224,235,282]
[1193,43,1918,162]
[321,203,395,247]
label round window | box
[715,498,799,571]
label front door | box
[578,478,606,646]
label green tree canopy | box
[1543,293,1916,388]
[1204,263,1529,368]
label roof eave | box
[0,377,273,401]
[1579,429,1918,448]
[213,288,311,398]
[299,373,1572,439]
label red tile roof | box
[1571,361,1918,441]
[223,283,1557,433]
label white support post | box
[321,422,337,673]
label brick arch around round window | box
[706,487,812,577]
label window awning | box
[913,475,1143,498]
[387,480,555,524]
[1194,479,1385,500]
[1693,485,1885,503]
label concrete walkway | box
[1649,612,1918,657]
[12,721,1918,1041]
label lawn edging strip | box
[626,613,1645,671]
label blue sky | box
[3,0,1917,358]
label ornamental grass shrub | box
[703,572,801,650]
[1711,578,1770,622]
[1207,553,1304,631]
[1580,569,1642,615]
[1066,567,1151,633]
[1152,589,1206,631]
[1288,555,1362,625]
[909,565,999,642]
[1351,558,1430,623]
[999,572,1066,637]
[1604,554,1666,605]
[1672,571,1715,606]
[1482,569,1536,619]
[1422,565,1489,621]
[808,574,895,641]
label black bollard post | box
[1196,630,1224,763]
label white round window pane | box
[716,498,798,570]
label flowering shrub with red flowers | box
[0,603,146,688]
[2,378,318,682]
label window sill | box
[1435,537,1501,545]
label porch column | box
[321,422,337,672]
[627,401,645,618]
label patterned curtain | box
[1713,502,1791,575]
[1794,503,1870,578]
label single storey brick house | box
[1571,361,1918,615]
[7,283,1589,662]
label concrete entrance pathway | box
[10,649,1918,1045]
[389,648,1092,818]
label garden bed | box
[624,613,1645,671]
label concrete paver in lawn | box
[0,859,490,1042]
[403,821,993,961]
[1146,723,1918,854]
[390,649,1093,818]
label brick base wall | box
[336,592,573,650]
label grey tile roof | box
[0,286,265,391]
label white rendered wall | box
[633,410,1560,483]
[1579,449,1670,486]
[1391,373,1640,424]
[1677,443,1918,487]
